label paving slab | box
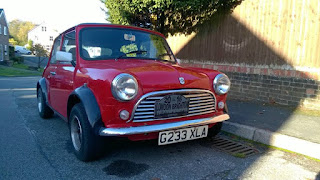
[223,99,320,159]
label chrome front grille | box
[131,89,216,122]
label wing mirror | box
[56,51,73,62]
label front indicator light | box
[120,110,130,120]
[218,102,225,109]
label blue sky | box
[2,0,109,32]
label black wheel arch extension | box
[67,85,103,134]
[37,78,49,104]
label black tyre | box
[208,122,223,138]
[37,88,54,118]
[69,103,103,161]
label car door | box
[50,30,76,118]
[46,35,61,111]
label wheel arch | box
[67,85,103,133]
[37,78,49,104]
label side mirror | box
[176,58,181,65]
[56,51,72,62]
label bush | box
[9,46,15,58]
[11,56,24,64]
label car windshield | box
[79,27,176,62]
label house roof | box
[28,23,42,33]
[0,9,9,27]
[28,22,58,34]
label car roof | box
[61,23,165,38]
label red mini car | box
[37,23,231,161]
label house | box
[28,22,59,52]
[0,8,9,62]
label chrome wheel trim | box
[71,116,82,151]
[37,91,42,113]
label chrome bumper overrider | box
[99,114,229,136]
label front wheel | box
[69,103,104,161]
[208,122,223,138]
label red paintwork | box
[43,24,228,141]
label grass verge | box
[12,63,29,70]
[0,65,42,77]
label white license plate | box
[158,125,208,145]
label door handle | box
[50,71,56,75]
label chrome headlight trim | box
[213,74,231,95]
[111,73,138,101]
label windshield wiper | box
[116,50,147,60]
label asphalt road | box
[0,76,319,180]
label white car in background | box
[15,46,32,55]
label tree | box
[103,0,242,37]
[9,19,35,46]
[9,38,18,46]
[30,44,49,68]
[26,40,33,50]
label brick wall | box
[182,61,320,110]
[0,12,9,62]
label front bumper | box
[99,114,229,136]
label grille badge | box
[179,77,185,84]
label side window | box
[50,35,61,64]
[4,26,7,35]
[61,31,76,63]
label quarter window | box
[50,35,61,64]
[61,31,76,63]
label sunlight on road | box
[17,95,37,99]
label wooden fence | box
[167,0,320,69]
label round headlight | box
[112,73,138,101]
[213,74,231,95]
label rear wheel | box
[208,122,223,138]
[37,88,54,118]
[69,103,104,161]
